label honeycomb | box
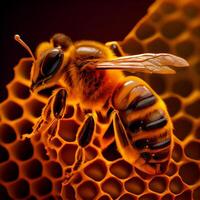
[0,0,200,199]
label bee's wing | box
[96,53,189,74]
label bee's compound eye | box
[41,48,64,77]
[51,33,72,50]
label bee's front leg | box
[111,76,173,175]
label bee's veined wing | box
[96,53,189,74]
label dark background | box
[0,0,154,101]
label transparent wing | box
[96,53,189,74]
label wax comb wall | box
[0,0,200,200]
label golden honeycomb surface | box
[0,0,200,199]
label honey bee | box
[15,33,189,175]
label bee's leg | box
[65,114,95,184]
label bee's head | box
[15,34,72,96]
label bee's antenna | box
[14,34,36,62]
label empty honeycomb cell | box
[12,138,33,161]
[175,190,192,200]
[164,96,181,117]
[169,176,184,194]
[10,82,30,99]
[179,162,200,185]
[172,79,193,97]
[36,143,49,160]
[139,193,159,200]
[85,146,98,161]
[182,3,199,19]
[45,161,62,178]
[32,177,52,196]
[58,119,79,142]
[121,37,144,55]
[175,39,195,58]
[59,143,77,165]
[125,177,146,195]
[185,141,200,160]
[16,119,33,136]
[173,116,193,140]
[61,184,76,200]
[78,181,99,200]
[0,184,12,200]
[149,176,167,193]
[22,159,42,179]
[162,194,174,200]
[147,37,170,53]
[102,177,122,199]
[193,186,200,200]
[135,22,156,40]
[185,99,200,118]
[0,144,9,163]
[110,160,132,179]
[84,159,107,181]
[102,142,121,161]
[9,179,30,199]
[119,193,136,200]
[161,19,186,39]
[64,105,74,118]
[2,101,23,120]
[17,59,32,80]
[172,143,183,162]
[103,123,114,140]
[26,99,45,118]
[148,74,166,94]
[50,137,62,147]
[0,123,16,143]
[0,161,19,182]
[161,2,177,14]
[166,162,177,176]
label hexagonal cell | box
[147,37,170,53]
[59,143,77,166]
[26,99,45,118]
[84,159,107,181]
[17,59,32,80]
[185,99,200,118]
[85,146,98,161]
[161,19,186,39]
[175,190,192,200]
[119,193,136,200]
[139,193,159,200]
[135,22,156,40]
[0,161,19,182]
[9,179,30,199]
[172,79,193,97]
[169,176,184,194]
[1,101,23,120]
[121,37,144,55]
[185,141,200,160]
[78,181,99,200]
[58,119,79,142]
[10,82,30,99]
[176,39,195,58]
[149,176,167,193]
[161,2,177,14]
[61,184,76,200]
[179,162,200,185]
[45,161,63,178]
[164,96,181,117]
[32,177,52,196]
[16,119,33,136]
[173,116,193,141]
[0,144,9,163]
[22,159,42,179]
[11,138,33,161]
[102,177,122,199]
[110,160,132,179]
[172,143,183,162]
[182,3,199,19]
[102,142,121,161]
[148,74,166,94]
[125,177,146,195]
[0,123,16,143]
